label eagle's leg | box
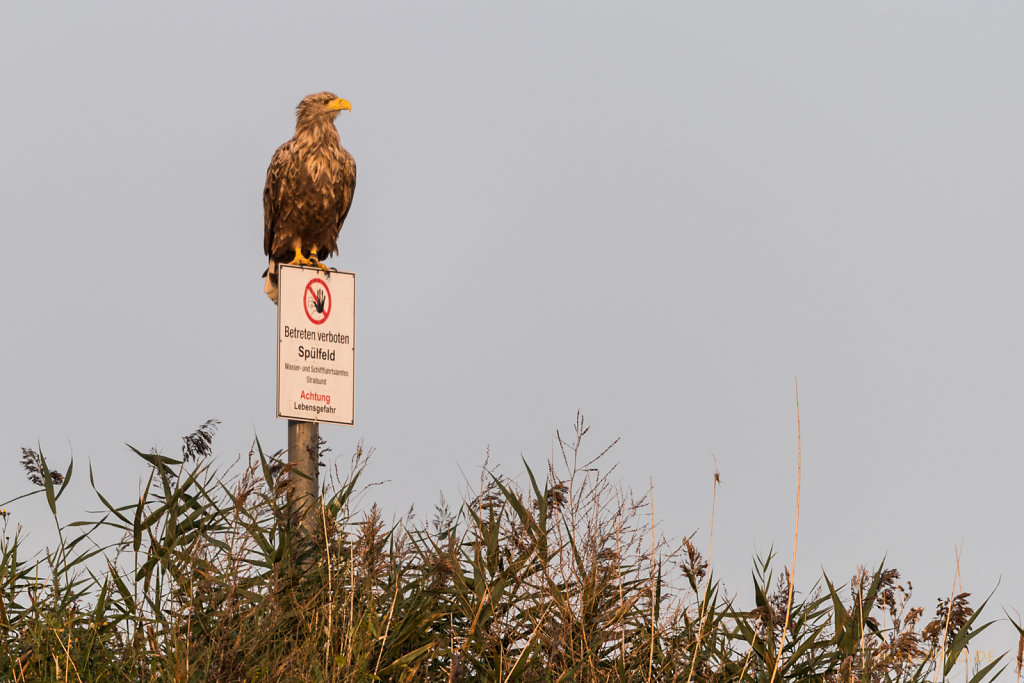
[287,245,315,267]
[308,246,331,274]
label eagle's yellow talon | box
[310,256,331,274]
[288,246,315,267]
[306,247,331,274]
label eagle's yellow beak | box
[327,98,352,111]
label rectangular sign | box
[276,264,355,425]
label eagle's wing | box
[263,144,290,257]
[334,151,357,235]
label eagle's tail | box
[264,258,279,304]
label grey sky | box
[3,2,1022,672]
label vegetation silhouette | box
[0,417,1009,681]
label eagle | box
[263,92,356,303]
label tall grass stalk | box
[769,379,802,683]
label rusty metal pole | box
[287,419,319,531]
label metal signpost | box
[276,264,355,524]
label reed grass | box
[0,416,1007,681]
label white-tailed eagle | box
[263,92,356,302]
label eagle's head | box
[295,92,351,130]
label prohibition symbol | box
[303,278,332,325]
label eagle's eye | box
[322,97,330,105]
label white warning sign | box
[276,264,354,425]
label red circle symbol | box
[303,278,331,325]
